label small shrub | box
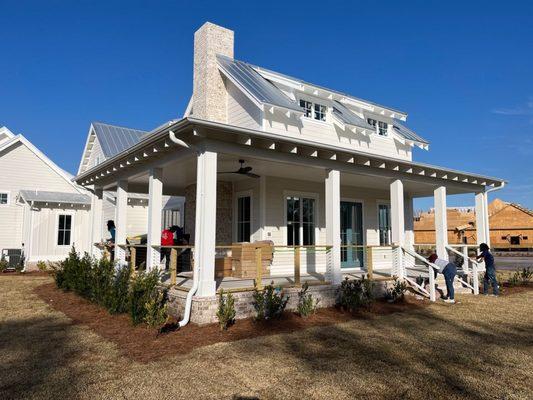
[252,282,289,321]
[507,271,520,287]
[144,289,168,328]
[0,255,8,272]
[296,282,319,318]
[91,256,114,305]
[337,276,375,312]
[520,267,532,284]
[385,279,408,303]
[36,260,48,272]
[129,270,161,325]
[216,290,236,330]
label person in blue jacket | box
[476,243,499,296]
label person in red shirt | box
[161,227,176,270]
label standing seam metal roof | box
[19,190,91,205]
[92,122,148,159]
[392,120,429,145]
[332,100,376,130]
[216,55,303,113]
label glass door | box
[340,201,364,268]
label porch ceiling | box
[75,117,505,197]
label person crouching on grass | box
[427,253,459,304]
[476,243,499,296]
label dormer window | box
[378,121,388,136]
[299,99,327,122]
[367,118,388,136]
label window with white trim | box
[236,195,251,242]
[299,99,327,122]
[57,214,72,246]
[299,100,312,118]
[286,196,315,246]
[0,192,8,205]
[378,121,388,136]
[378,204,391,245]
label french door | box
[340,201,364,268]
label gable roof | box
[217,55,302,113]
[0,134,83,193]
[0,126,15,143]
[78,122,148,174]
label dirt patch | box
[34,282,427,363]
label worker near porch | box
[427,253,457,304]
[161,226,177,270]
[476,243,499,296]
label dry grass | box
[1,274,532,400]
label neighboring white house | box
[73,21,505,319]
[0,126,92,265]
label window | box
[314,104,327,121]
[510,236,521,245]
[236,196,251,242]
[286,196,315,245]
[367,118,388,136]
[378,121,388,136]
[0,192,8,205]
[57,215,72,246]
[299,100,312,118]
[299,99,327,121]
[378,204,391,245]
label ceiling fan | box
[218,159,260,179]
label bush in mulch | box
[252,282,289,321]
[296,282,320,318]
[385,278,408,304]
[50,247,167,327]
[336,276,375,312]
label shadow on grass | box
[0,317,84,399]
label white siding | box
[226,80,262,129]
[263,110,413,161]
[87,136,105,169]
[28,207,91,262]
[0,141,79,253]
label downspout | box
[483,182,506,248]
[168,130,198,327]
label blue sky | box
[1,0,532,211]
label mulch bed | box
[33,282,429,363]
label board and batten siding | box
[226,80,262,129]
[0,141,80,252]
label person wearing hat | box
[427,253,458,304]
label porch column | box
[115,180,128,265]
[195,149,218,297]
[434,186,448,259]
[475,192,488,245]
[390,180,405,246]
[146,168,163,271]
[325,169,341,284]
[404,195,414,249]
[90,188,103,257]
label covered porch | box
[77,118,503,306]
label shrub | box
[106,265,132,314]
[144,289,168,328]
[520,267,532,284]
[385,279,408,303]
[91,256,114,305]
[507,271,521,287]
[36,260,48,273]
[296,282,319,318]
[252,282,289,321]
[337,276,375,311]
[216,290,236,330]
[0,255,9,272]
[129,270,162,325]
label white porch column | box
[115,180,128,264]
[90,188,103,257]
[325,169,341,284]
[434,186,448,259]
[475,192,487,245]
[404,195,414,249]
[390,180,405,246]
[147,168,163,271]
[195,150,218,297]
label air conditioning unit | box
[1,248,24,270]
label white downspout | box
[483,182,506,247]
[168,130,198,328]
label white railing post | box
[428,264,436,301]
[462,245,469,274]
[472,260,479,295]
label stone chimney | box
[192,22,234,123]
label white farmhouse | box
[72,22,506,324]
